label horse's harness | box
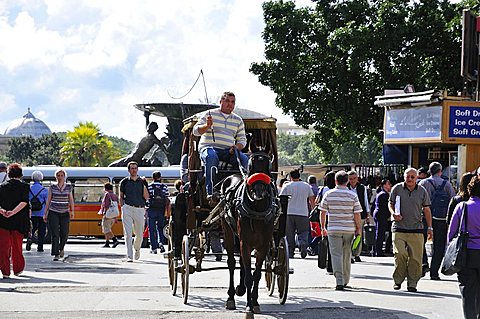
[233,181,278,224]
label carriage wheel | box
[264,241,276,296]
[277,236,289,305]
[167,221,178,295]
[181,235,190,304]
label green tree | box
[251,0,479,161]
[6,133,64,166]
[61,122,119,166]
[107,136,135,157]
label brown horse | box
[218,152,278,318]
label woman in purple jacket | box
[448,175,480,319]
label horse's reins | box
[234,148,248,180]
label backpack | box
[428,179,449,219]
[30,188,45,211]
[149,183,167,209]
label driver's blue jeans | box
[200,147,248,195]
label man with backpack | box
[27,171,48,252]
[147,171,170,254]
[419,162,455,281]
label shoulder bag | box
[441,202,469,276]
[105,193,120,219]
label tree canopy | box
[251,0,479,161]
[6,133,63,166]
[60,122,119,166]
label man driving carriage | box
[192,91,248,200]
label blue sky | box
[0,0,300,142]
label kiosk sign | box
[384,106,442,141]
[449,106,480,138]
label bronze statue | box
[109,122,169,167]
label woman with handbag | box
[99,182,119,248]
[448,175,480,319]
[447,172,474,226]
[43,168,74,261]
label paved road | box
[0,240,463,319]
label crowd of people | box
[0,159,479,317]
[279,163,479,318]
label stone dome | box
[4,108,52,138]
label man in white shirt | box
[279,169,315,259]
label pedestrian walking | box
[347,170,371,262]
[389,168,432,292]
[27,170,48,252]
[373,178,392,257]
[0,163,30,278]
[419,162,455,280]
[43,168,74,261]
[146,171,170,254]
[448,175,480,319]
[320,170,362,290]
[279,169,315,259]
[119,161,149,262]
[99,182,120,248]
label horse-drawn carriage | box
[167,110,290,316]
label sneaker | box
[53,255,60,261]
[407,287,417,293]
[150,249,157,254]
[59,250,64,258]
[135,250,140,260]
[159,245,165,253]
[354,256,362,262]
[124,257,133,263]
[335,285,344,291]
[351,258,355,264]
[14,271,23,276]
[26,239,32,251]
[393,284,401,290]
[112,239,120,248]
[2,275,10,279]
[300,243,307,259]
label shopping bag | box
[352,234,361,256]
[317,236,328,269]
[364,225,376,246]
[441,202,469,276]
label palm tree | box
[61,122,119,166]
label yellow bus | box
[22,166,180,237]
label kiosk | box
[376,90,480,187]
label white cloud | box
[0,11,64,71]
[0,0,292,149]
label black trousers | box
[375,218,388,256]
[458,249,480,319]
[430,219,448,277]
[31,216,47,250]
[47,211,70,256]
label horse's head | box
[247,152,272,176]
[246,173,271,201]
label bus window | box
[70,177,110,203]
